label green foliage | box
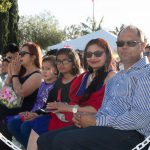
[0,0,18,54]
[64,16,104,40]
[64,24,82,40]
[0,0,12,12]
[7,0,19,44]
[0,12,9,53]
[18,12,65,49]
[110,24,125,35]
[80,16,104,34]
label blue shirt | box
[96,57,150,137]
[31,81,55,112]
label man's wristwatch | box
[72,105,79,114]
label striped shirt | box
[96,57,150,137]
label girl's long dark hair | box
[80,38,115,103]
[56,48,81,77]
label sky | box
[18,0,150,42]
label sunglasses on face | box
[86,51,104,58]
[19,51,32,57]
[144,51,150,56]
[56,59,72,65]
[116,40,142,47]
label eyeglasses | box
[86,51,104,58]
[19,51,33,57]
[116,40,142,47]
[56,59,72,65]
[144,52,150,56]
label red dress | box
[48,72,105,131]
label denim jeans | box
[7,116,32,147]
[7,115,51,148]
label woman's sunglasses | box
[116,40,142,47]
[19,51,33,57]
[86,51,104,58]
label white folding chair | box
[132,135,150,150]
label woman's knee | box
[7,118,21,132]
[20,121,32,136]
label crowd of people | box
[0,25,149,150]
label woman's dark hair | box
[42,55,58,75]
[4,43,19,54]
[46,49,58,56]
[22,42,42,68]
[80,38,115,103]
[2,58,9,63]
[83,38,114,71]
[56,48,81,76]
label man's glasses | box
[56,59,72,65]
[86,51,104,58]
[19,51,33,57]
[116,40,142,47]
[144,52,150,56]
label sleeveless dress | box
[0,70,41,120]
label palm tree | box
[80,16,104,35]
[110,24,125,35]
[64,24,82,40]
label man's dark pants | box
[37,126,149,150]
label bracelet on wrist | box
[12,74,19,78]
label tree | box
[0,0,12,13]
[64,16,104,40]
[7,0,19,45]
[110,24,125,35]
[64,24,82,40]
[0,12,9,53]
[18,12,65,49]
[80,16,104,35]
[0,0,19,54]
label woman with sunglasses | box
[7,55,58,148]
[36,38,116,150]
[0,42,42,150]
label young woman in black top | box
[26,48,81,150]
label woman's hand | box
[7,63,12,78]
[46,102,69,113]
[11,55,21,75]
[20,111,38,121]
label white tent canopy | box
[48,29,117,51]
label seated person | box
[0,42,42,150]
[8,47,81,148]
[27,38,116,150]
[7,55,58,147]
[37,25,150,150]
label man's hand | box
[20,112,38,121]
[72,112,96,128]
